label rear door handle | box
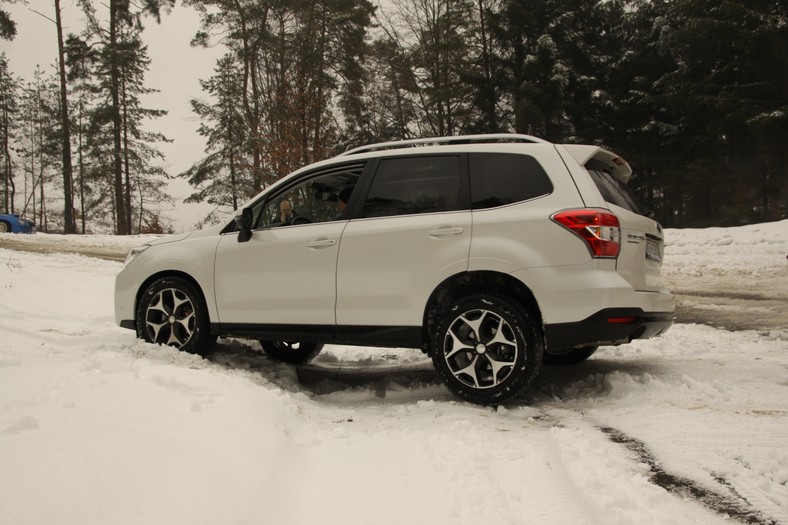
[307,238,337,249]
[429,226,464,238]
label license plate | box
[646,239,661,262]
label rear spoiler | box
[561,145,632,183]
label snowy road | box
[1,221,787,525]
[664,223,788,333]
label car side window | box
[257,165,362,228]
[469,153,553,209]
[362,156,464,218]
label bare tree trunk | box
[110,0,128,235]
[55,0,76,233]
[78,99,85,233]
[36,87,46,232]
[1,102,13,213]
[121,72,133,234]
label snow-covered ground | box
[1,220,786,525]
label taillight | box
[551,209,621,258]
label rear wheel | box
[432,294,544,405]
[544,346,598,365]
[259,341,323,365]
[0,221,10,233]
[136,277,212,355]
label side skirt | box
[213,323,423,349]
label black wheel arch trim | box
[422,270,544,350]
[134,271,211,323]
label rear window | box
[469,153,553,209]
[587,166,644,215]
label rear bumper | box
[544,308,674,351]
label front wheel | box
[259,341,324,365]
[0,221,10,233]
[136,277,212,355]
[544,346,598,366]
[432,294,544,405]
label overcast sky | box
[1,1,224,231]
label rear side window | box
[469,153,553,209]
[587,167,644,215]
[362,156,464,217]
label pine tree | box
[15,68,61,232]
[0,53,19,214]
[462,0,505,133]
[182,54,250,218]
[187,0,268,192]
[78,0,174,234]
[376,0,477,137]
[187,0,374,187]
[355,38,418,143]
[489,0,570,139]
[0,0,16,41]
[659,0,787,225]
[80,0,174,234]
[65,34,100,233]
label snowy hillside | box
[0,220,786,525]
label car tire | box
[259,341,324,365]
[543,346,599,366]
[136,277,212,355]
[432,294,544,405]
[0,221,10,233]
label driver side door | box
[213,166,362,331]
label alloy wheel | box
[441,308,519,390]
[144,287,195,348]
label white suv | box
[115,134,674,404]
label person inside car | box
[337,186,353,219]
[279,199,295,225]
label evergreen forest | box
[0,0,786,234]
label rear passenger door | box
[467,151,565,273]
[336,154,471,330]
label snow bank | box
[664,219,788,283]
[0,232,161,253]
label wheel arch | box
[422,270,544,354]
[135,270,213,327]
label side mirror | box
[235,207,253,242]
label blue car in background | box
[0,213,35,234]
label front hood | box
[145,223,226,247]
[147,231,194,247]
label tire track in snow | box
[598,426,780,525]
[712,470,788,525]
[465,424,596,524]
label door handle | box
[307,238,337,249]
[429,226,464,238]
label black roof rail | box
[339,134,550,157]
